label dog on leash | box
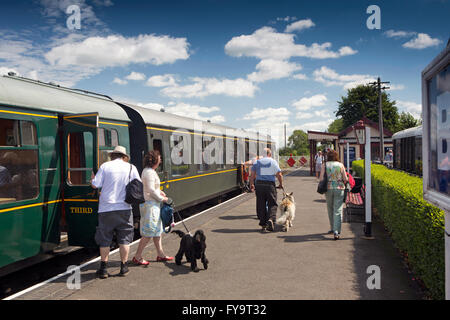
[276,192,296,232]
[172,230,208,272]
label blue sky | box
[0,0,448,144]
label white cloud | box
[46,34,190,67]
[112,77,127,85]
[396,100,422,119]
[164,102,225,123]
[338,46,358,56]
[285,19,315,33]
[292,94,328,111]
[39,0,111,35]
[296,109,332,120]
[390,84,405,91]
[92,0,114,6]
[125,71,146,81]
[384,30,416,38]
[313,66,375,90]
[296,112,314,120]
[0,67,20,76]
[225,26,357,61]
[161,77,258,98]
[242,107,290,120]
[241,107,292,147]
[124,99,226,123]
[247,59,302,82]
[292,73,308,80]
[298,119,334,132]
[276,16,297,22]
[146,74,177,87]
[402,33,442,49]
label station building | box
[307,117,393,176]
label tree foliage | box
[336,84,399,133]
[327,118,345,134]
[279,129,309,156]
[397,111,422,131]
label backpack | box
[160,202,175,233]
[125,164,145,205]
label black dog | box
[172,230,208,272]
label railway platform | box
[7,169,424,300]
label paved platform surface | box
[12,169,424,300]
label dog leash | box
[171,201,191,235]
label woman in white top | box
[132,150,173,265]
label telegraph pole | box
[370,77,390,164]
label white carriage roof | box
[0,76,130,122]
[392,125,423,139]
[119,101,271,142]
[0,75,273,143]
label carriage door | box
[63,113,99,247]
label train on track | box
[0,75,275,275]
[392,125,422,176]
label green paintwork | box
[0,105,61,268]
[63,113,99,248]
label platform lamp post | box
[355,121,374,239]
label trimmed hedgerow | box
[352,160,445,299]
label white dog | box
[276,192,296,232]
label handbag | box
[125,164,145,205]
[160,201,175,233]
[317,163,328,194]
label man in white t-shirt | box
[91,146,141,278]
[315,151,324,180]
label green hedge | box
[352,160,445,299]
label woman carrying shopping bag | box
[132,150,173,265]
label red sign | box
[287,157,296,167]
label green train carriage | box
[0,75,275,274]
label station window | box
[0,118,39,204]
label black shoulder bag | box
[317,162,328,194]
[125,164,145,205]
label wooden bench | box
[345,178,365,218]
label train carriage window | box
[67,132,93,186]
[111,129,119,147]
[170,134,189,177]
[198,136,211,172]
[98,128,106,147]
[0,119,19,146]
[0,119,39,204]
[153,139,163,173]
[415,137,422,175]
[98,128,120,166]
[20,121,37,145]
[216,135,225,170]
